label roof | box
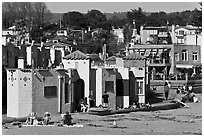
[143,26,167,30]
[106,56,117,61]
[123,52,145,60]
[63,50,90,60]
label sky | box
[45,1,201,13]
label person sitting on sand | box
[43,112,51,125]
[79,98,89,113]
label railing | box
[151,73,202,81]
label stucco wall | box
[32,70,60,115]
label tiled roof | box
[123,52,145,60]
[63,50,90,60]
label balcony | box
[148,58,170,67]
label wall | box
[185,34,202,46]
[18,70,33,117]
[140,30,148,44]
[32,69,60,115]
[174,45,201,66]
[62,59,90,98]
[7,69,33,118]
[102,69,116,109]
[116,68,129,108]
[95,68,103,106]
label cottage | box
[6,68,73,118]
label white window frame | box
[182,50,188,61]
[192,52,198,61]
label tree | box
[2,2,51,29]
[123,24,133,43]
[126,7,146,34]
[86,9,107,29]
[192,8,202,27]
[145,12,167,26]
[62,11,86,28]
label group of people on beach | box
[164,81,199,103]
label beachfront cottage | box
[6,68,74,118]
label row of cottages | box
[7,50,149,118]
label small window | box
[68,62,70,64]
[139,68,143,70]
[24,84,26,86]
[182,50,188,61]
[175,53,179,61]
[65,83,69,103]
[20,78,22,80]
[192,52,198,61]
[105,81,114,93]
[44,86,57,98]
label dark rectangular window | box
[65,83,69,103]
[105,81,114,93]
[44,86,57,98]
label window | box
[182,50,188,61]
[136,81,144,95]
[65,83,69,103]
[105,81,114,93]
[44,86,57,98]
[175,53,179,61]
[179,30,184,35]
[192,52,198,61]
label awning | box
[176,64,193,69]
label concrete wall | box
[62,59,90,99]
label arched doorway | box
[73,79,85,112]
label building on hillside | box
[171,25,202,45]
[111,28,124,43]
[56,28,68,36]
[140,26,171,45]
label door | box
[73,79,84,112]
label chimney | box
[31,40,35,46]
[18,57,24,69]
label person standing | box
[89,90,95,107]
[164,82,170,100]
[102,91,109,108]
